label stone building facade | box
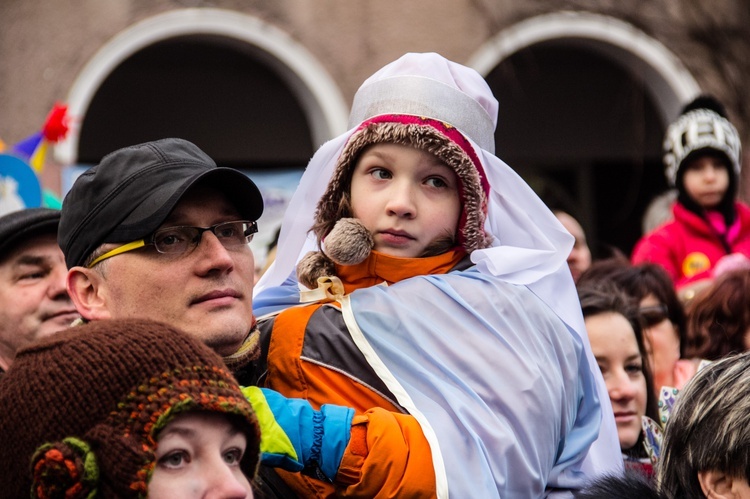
[1,0,748,254]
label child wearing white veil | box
[251,52,621,497]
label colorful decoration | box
[0,154,42,215]
[641,386,678,464]
[0,103,69,215]
[30,437,99,499]
[641,360,714,464]
[12,102,70,173]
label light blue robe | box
[256,267,607,497]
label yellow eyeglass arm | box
[87,240,146,268]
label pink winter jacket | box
[631,202,750,289]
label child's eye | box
[425,177,448,188]
[223,448,244,465]
[370,168,391,180]
[159,450,190,469]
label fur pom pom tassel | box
[296,218,374,290]
[324,218,374,265]
[296,251,337,290]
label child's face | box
[149,411,254,498]
[350,143,461,258]
[682,155,729,209]
[585,312,648,452]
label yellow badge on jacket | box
[682,252,710,278]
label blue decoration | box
[0,153,42,212]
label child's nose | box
[385,183,417,218]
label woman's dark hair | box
[578,282,659,458]
[578,257,686,357]
[684,268,750,360]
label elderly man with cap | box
[0,207,79,374]
[60,138,264,371]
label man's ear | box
[67,267,112,321]
[698,469,739,498]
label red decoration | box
[41,102,70,143]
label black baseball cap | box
[58,138,264,269]
[0,208,61,262]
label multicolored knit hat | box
[297,101,493,288]
[0,319,260,498]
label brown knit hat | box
[0,319,260,498]
[297,114,493,288]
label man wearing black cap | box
[0,208,79,375]
[60,138,264,371]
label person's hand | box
[712,253,750,278]
[678,279,712,303]
[242,386,354,481]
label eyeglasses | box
[87,220,258,268]
[639,304,670,327]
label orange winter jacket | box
[256,249,467,498]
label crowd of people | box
[0,52,748,498]
[571,94,750,497]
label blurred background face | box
[682,154,729,210]
[639,294,680,394]
[0,234,78,370]
[555,211,591,282]
[586,311,648,451]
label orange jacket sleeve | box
[336,411,437,498]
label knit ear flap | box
[30,437,99,499]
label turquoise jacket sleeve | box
[242,386,354,481]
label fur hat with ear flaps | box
[296,115,493,289]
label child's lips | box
[379,229,415,245]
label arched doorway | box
[77,34,313,168]
[469,12,700,256]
